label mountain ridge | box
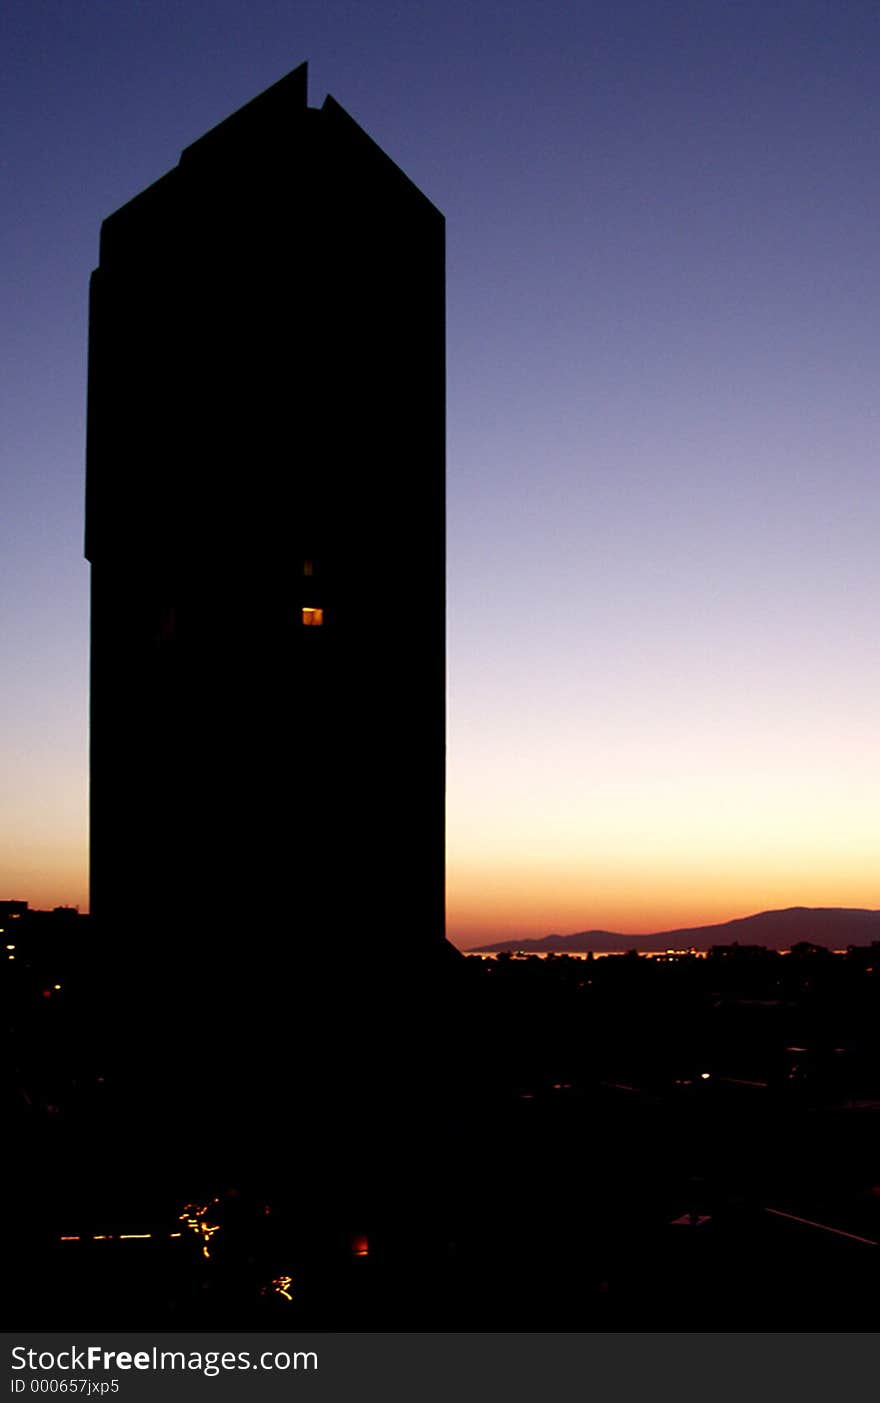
[470,906,880,953]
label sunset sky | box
[4,0,880,945]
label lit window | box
[302,607,323,627]
[303,559,315,577]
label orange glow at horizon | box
[0,868,88,915]
[446,642,880,949]
[0,775,89,914]
[446,850,880,949]
[7,732,880,949]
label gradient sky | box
[4,0,880,945]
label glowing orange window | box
[302,607,323,627]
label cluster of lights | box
[179,1201,221,1260]
[59,1199,224,1256]
[59,1232,183,1242]
[272,1275,294,1302]
[56,1196,379,1312]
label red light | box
[42,989,52,999]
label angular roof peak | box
[180,62,309,163]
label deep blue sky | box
[4,1,880,939]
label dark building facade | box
[85,70,450,1224]
[85,64,445,976]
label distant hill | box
[472,907,880,954]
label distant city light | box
[700,1072,711,1080]
[179,1202,221,1259]
[272,1274,294,1301]
[351,1234,369,1258]
[60,1229,188,1242]
[5,943,14,950]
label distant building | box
[85,64,445,970]
[0,901,28,921]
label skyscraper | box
[85,67,448,1217]
[86,63,445,967]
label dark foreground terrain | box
[5,912,880,1330]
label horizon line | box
[462,902,880,951]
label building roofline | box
[180,61,309,163]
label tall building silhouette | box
[86,63,445,964]
[85,67,448,1214]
